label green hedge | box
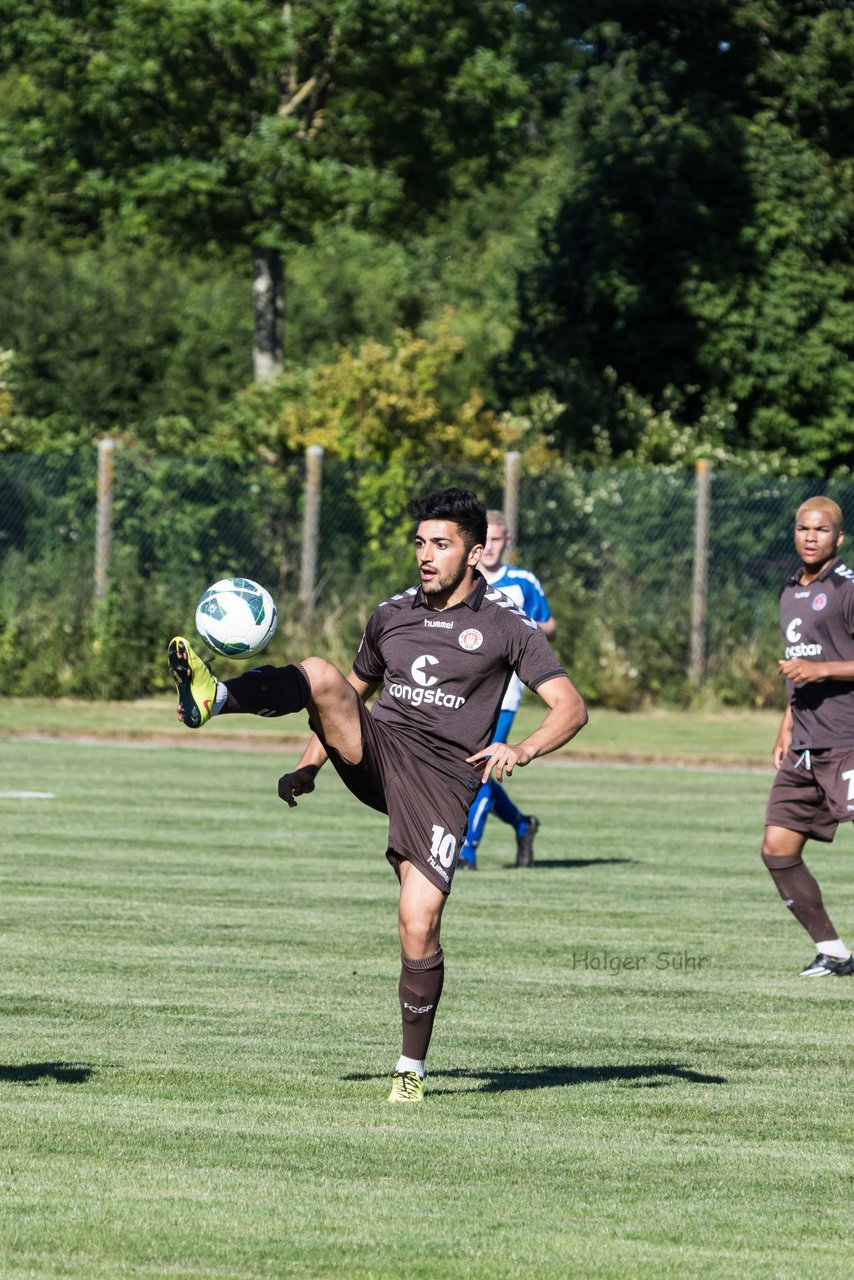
[1,451,842,706]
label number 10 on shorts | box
[430,825,457,868]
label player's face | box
[479,523,510,572]
[415,520,483,607]
[794,509,843,575]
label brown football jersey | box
[353,573,566,783]
[779,555,854,749]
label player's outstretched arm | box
[467,675,588,783]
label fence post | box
[689,459,712,690]
[503,450,521,564]
[94,437,116,602]
[300,445,324,607]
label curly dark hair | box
[407,487,487,551]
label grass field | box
[0,695,781,765]
[2,711,853,1279]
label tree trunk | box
[252,248,284,382]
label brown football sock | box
[762,852,838,943]
[221,663,309,717]
[399,948,445,1061]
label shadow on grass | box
[512,857,635,870]
[0,1061,95,1086]
[346,1062,726,1092]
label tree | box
[0,1,575,382]
[0,235,251,443]
[504,1,854,466]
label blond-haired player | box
[763,496,854,976]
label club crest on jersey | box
[812,593,828,611]
[459,627,484,651]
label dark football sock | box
[762,852,839,943]
[221,664,310,717]
[399,948,445,1061]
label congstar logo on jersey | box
[386,655,466,710]
[784,616,823,659]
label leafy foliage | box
[211,318,520,579]
[1,1,851,470]
[0,0,566,246]
[0,236,250,444]
[0,0,852,716]
[505,2,854,466]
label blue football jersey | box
[486,565,553,713]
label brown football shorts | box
[765,746,854,842]
[315,700,479,894]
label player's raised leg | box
[168,639,366,764]
[226,655,367,765]
[169,635,311,727]
[388,861,447,1103]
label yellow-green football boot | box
[387,1071,425,1104]
[168,636,217,729]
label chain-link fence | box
[0,446,846,705]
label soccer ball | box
[195,577,278,659]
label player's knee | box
[761,826,806,863]
[300,656,342,699]
[399,917,441,959]
[761,845,803,870]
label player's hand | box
[467,741,533,784]
[772,735,791,770]
[778,658,826,684]
[277,766,318,808]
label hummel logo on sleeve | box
[379,586,419,607]
[484,588,538,630]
